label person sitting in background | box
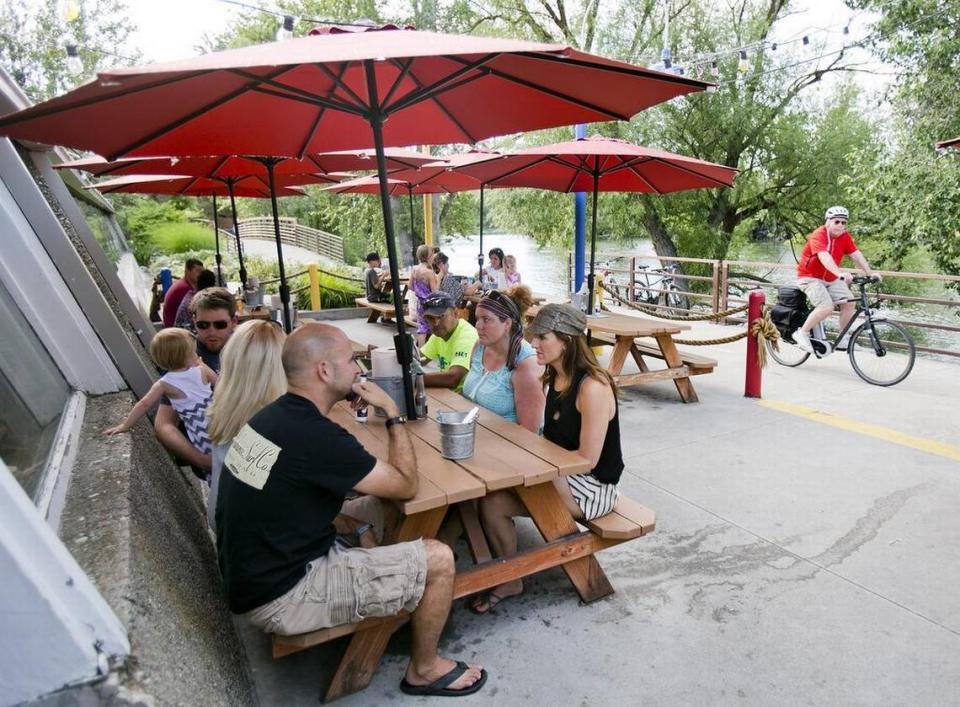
[471,304,624,614]
[461,289,544,433]
[364,251,391,303]
[163,258,204,328]
[420,292,478,393]
[205,319,287,531]
[106,328,217,462]
[432,252,464,306]
[503,254,521,286]
[480,248,507,291]
[175,268,217,330]
[410,244,439,346]
[154,287,237,473]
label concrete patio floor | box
[237,314,960,706]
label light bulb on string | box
[802,35,810,45]
[710,60,719,77]
[60,0,80,22]
[843,25,850,35]
[65,44,83,75]
[276,15,295,41]
[771,42,777,51]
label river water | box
[434,232,958,356]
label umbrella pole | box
[478,184,485,276]
[408,186,417,258]
[587,172,599,316]
[212,193,223,286]
[262,159,292,334]
[226,180,247,291]
[365,60,417,420]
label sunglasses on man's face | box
[832,219,848,226]
[195,320,230,330]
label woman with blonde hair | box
[206,320,286,530]
[410,243,439,345]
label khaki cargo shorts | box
[798,277,853,310]
[243,539,427,636]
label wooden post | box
[710,260,721,314]
[628,256,636,303]
[308,264,321,311]
[719,261,730,318]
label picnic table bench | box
[269,386,656,701]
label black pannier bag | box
[770,286,810,343]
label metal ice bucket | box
[437,409,479,460]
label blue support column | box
[573,124,587,291]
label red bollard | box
[744,289,765,398]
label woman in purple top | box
[410,244,438,345]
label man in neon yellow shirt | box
[420,292,478,393]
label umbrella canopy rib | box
[388,63,479,143]
[520,51,710,88]
[622,161,662,193]
[297,63,352,158]
[387,55,498,113]
[380,58,415,109]
[311,63,370,111]
[106,69,295,160]
[448,62,632,121]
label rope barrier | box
[750,309,781,369]
[606,289,750,321]
[316,267,364,284]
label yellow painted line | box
[759,399,960,463]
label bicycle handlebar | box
[851,275,881,286]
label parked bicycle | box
[768,275,916,386]
[603,262,686,313]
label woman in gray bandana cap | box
[471,303,623,614]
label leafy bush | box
[241,256,363,310]
[150,221,216,254]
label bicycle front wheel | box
[848,320,916,386]
[766,336,810,367]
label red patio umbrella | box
[56,154,348,292]
[455,136,738,314]
[89,174,306,288]
[0,27,710,419]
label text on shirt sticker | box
[224,424,281,490]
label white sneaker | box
[792,329,813,352]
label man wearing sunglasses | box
[793,206,881,353]
[155,287,237,471]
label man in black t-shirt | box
[216,323,486,697]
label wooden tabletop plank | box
[525,306,688,337]
[333,404,485,506]
[420,397,543,490]
[427,388,591,480]
[328,406,450,515]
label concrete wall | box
[44,394,257,706]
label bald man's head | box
[282,322,350,386]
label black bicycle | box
[768,275,916,386]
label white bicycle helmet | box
[824,205,849,221]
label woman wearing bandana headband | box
[461,289,544,433]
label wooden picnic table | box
[275,386,653,700]
[525,305,702,403]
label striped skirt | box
[565,473,619,521]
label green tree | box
[0,0,139,102]
[842,0,960,279]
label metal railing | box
[568,253,960,358]
[220,216,345,262]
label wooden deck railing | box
[568,252,960,359]
[220,216,345,262]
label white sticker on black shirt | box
[224,424,281,490]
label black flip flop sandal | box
[399,661,488,697]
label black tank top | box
[543,370,624,485]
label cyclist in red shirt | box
[793,206,881,352]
